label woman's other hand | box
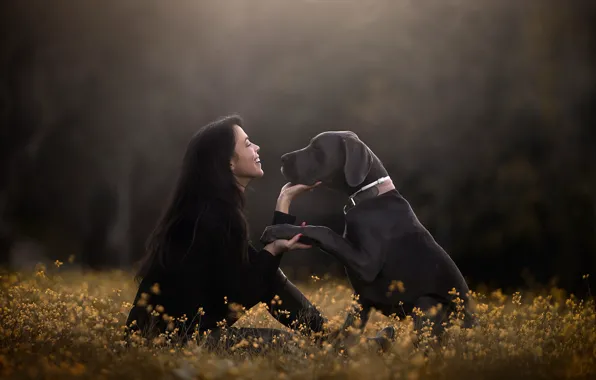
[276,182,321,213]
[263,233,311,256]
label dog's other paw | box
[260,224,301,244]
[259,225,277,244]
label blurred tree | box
[0,0,593,292]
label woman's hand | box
[276,181,321,214]
[263,233,312,256]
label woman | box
[125,115,327,348]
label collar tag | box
[344,176,391,214]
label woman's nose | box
[254,144,260,153]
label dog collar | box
[343,176,392,214]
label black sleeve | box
[272,211,296,225]
[266,211,297,261]
[178,206,284,311]
[263,208,329,334]
[261,211,302,311]
[196,210,295,308]
[197,226,281,309]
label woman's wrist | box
[275,196,291,214]
[264,242,281,256]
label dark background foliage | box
[1,0,594,294]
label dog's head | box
[280,131,375,190]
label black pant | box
[267,269,327,333]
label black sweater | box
[125,209,297,340]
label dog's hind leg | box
[409,295,451,353]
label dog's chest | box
[341,206,417,302]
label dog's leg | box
[261,224,383,283]
[411,296,449,336]
[329,300,371,348]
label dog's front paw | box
[259,226,277,244]
[260,224,301,244]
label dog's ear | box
[343,132,373,187]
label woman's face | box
[230,125,263,186]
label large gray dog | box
[261,131,474,338]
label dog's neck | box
[343,177,395,214]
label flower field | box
[1,264,595,379]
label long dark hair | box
[135,115,249,282]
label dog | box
[261,131,474,340]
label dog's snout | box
[280,152,298,182]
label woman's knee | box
[200,327,294,352]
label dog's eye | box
[312,145,325,161]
